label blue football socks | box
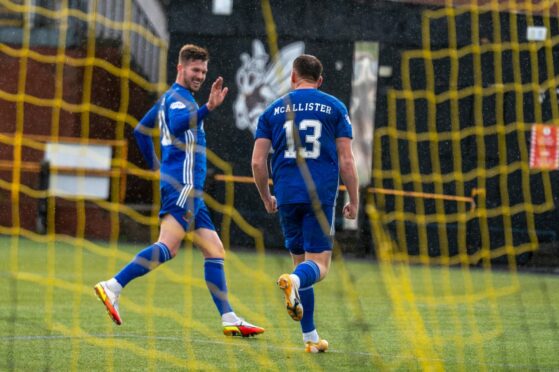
[204,258,233,315]
[299,285,316,333]
[115,242,172,288]
[292,260,320,288]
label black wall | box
[166,1,426,45]
[164,1,431,250]
[163,1,559,252]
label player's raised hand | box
[207,76,229,111]
[342,202,358,219]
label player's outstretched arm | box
[206,76,229,111]
[252,138,277,213]
[336,137,359,219]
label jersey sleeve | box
[334,101,353,139]
[138,101,158,128]
[168,99,210,137]
[255,111,272,139]
[134,101,160,170]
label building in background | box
[0,0,168,239]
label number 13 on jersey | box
[283,119,322,159]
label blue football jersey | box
[137,83,210,207]
[255,88,353,206]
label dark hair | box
[178,44,209,64]
[293,54,323,82]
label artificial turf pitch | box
[1,236,558,370]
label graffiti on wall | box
[233,39,304,135]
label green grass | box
[1,235,559,371]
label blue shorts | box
[159,185,215,232]
[278,203,335,255]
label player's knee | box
[210,241,225,258]
[200,239,225,259]
[168,245,179,258]
[306,251,331,280]
[161,241,180,257]
[316,262,330,280]
[156,235,181,257]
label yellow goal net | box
[1,0,559,370]
[368,0,559,369]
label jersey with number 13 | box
[255,88,353,206]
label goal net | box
[1,0,559,370]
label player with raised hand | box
[252,54,359,352]
[94,44,264,338]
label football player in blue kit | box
[252,54,359,352]
[95,44,264,338]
